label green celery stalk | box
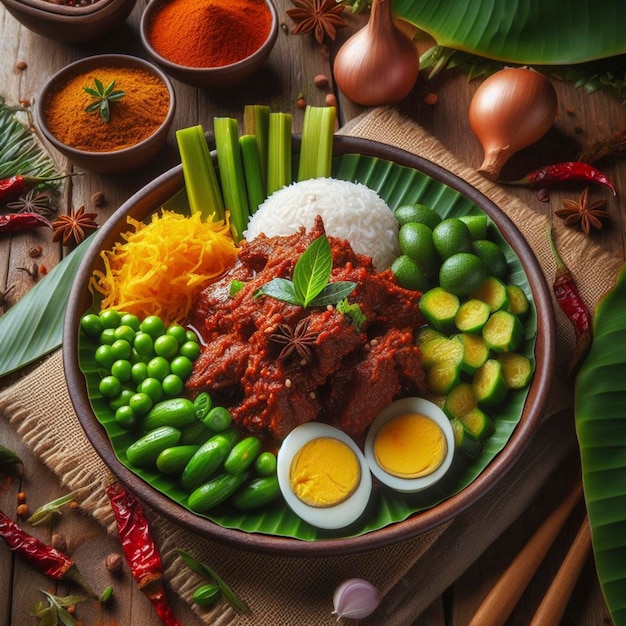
[239,134,265,214]
[176,125,224,223]
[243,104,270,197]
[267,112,292,196]
[214,117,249,242]
[297,105,336,181]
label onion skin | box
[332,577,381,620]
[469,68,558,180]
[333,0,419,106]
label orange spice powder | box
[148,0,272,68]
[45,66,170,153]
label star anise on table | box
[51,205,98,247]
[6,188,58,217]
[286,0,348,45]
[554,187,611,236]
[270,317,319,362]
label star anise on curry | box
[270,317,318,362]
[51,205,98,247]
[554,187,611,236]
[286,0,348,45]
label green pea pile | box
[80,310,201,430]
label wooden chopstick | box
[529,515,592,626]
[467,482,583,626]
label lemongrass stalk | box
[243,104,270,197]
[239,134,265,214]
[176,125,224,223]
[214,117,249,242]
[267,112,292,196]
[297,105,336,181]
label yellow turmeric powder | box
[44,66,170,152]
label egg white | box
[364,397,456,493]
[276,422,372,530]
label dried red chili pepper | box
[0,212,52,233]
[505,161,616,195]
[0,174,71,203]
[106,482,182,626]
[0,508,98,597]
[547,225,593,376]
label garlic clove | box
[332,577,381,620]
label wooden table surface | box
[1,1,624,624]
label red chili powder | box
[148,0,272,68]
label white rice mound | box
[243,177,400,271]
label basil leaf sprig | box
[83,79,126,123]
[255,235,356,308]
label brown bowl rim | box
[35,54,176,160]
[63,135,555,557]
[139,0,278,76]
[9,0,118,17]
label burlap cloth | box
[0,107,623,625]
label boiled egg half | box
[277,422,372,529]
[364,397,455,493]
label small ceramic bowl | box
[0,0,137,43]
[36,54,176,175]
[139,0,278,88]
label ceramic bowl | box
[139,0,278,88]
[0,0,137,43]
[63,136,555,556]
[35,54,175,175]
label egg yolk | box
[289,437,361,508]
[373,413,446,479]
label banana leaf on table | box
[576,263,626,626]
[393,0,626,65]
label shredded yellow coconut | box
[91,210,238,324]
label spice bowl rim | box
[35,53,176,174]
[11,0,119,17]
[138,0,279,88]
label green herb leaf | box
[255,277,300,304]
[176,549,250,614]
[310,282,357,308]
[337,298,366,330]
[83,78,126,123]
[33,591,85,626]
[27,491,78,526]
[293,235,332,307]
[229,280,245,297]
[0,443,22,468]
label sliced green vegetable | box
[214,117,249,241]
[267,112,292,196]
[176,125,224,222]
[243,104,270,196]
[297,105,336,181]
[239,134,265,214]
[459,407,495,441]
[473,358,508,405]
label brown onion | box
[333,0,419,106]
[469,67,558,180]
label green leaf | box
[337,298,366,331]
[254,277,299,305]
[308,281,356,307]
[293,235,332,307]
[107,91,126,102]
[84,102,101,113]
[103,80,115,97]
[100,100,110,123]
[393,0,626,65]
[82,87,101,98]
[576,262,626,626]
[93,78,104,94]
[27,491,78,526]
[176,549,250,614]
[0,234,95,380]
[0,443,22,467]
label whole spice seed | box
[0,508,99,597]
[106,482,182,626]
[555,187,610,236]
[546,225,592,376]
[287,0,348,44]
[503,161,617,195]
[51,205,98,247]
[313,73,330,89]
[105,553,124,573]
